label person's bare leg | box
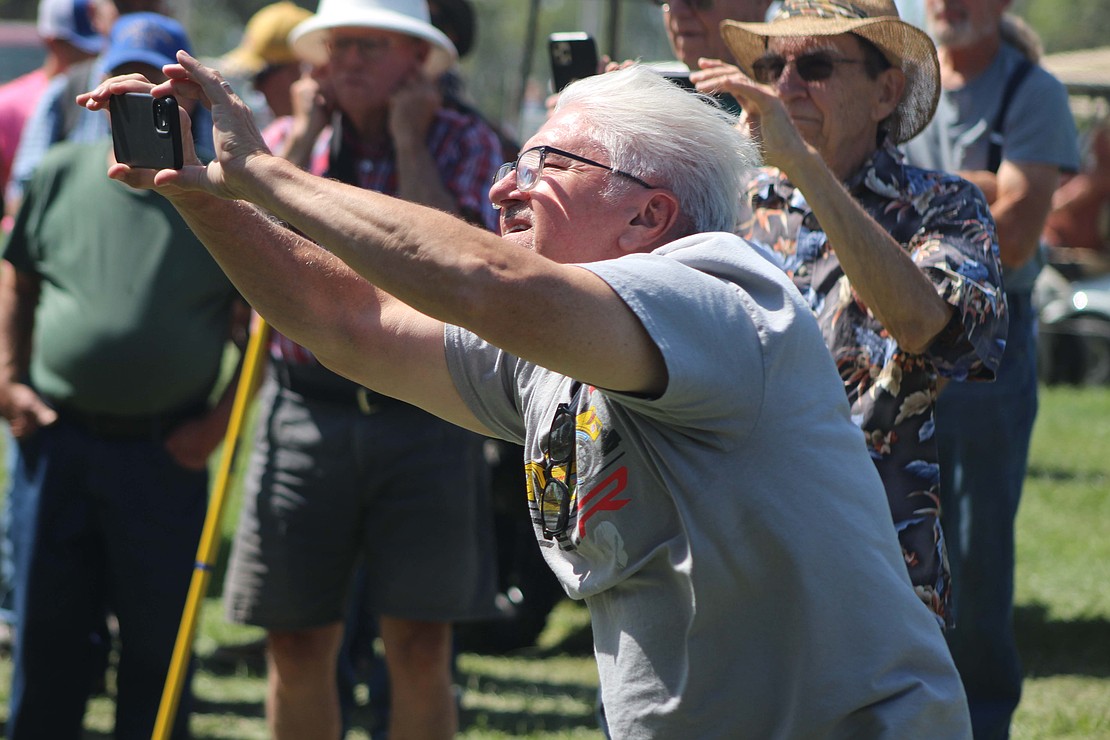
[266,622,344,740]
[379,616,456,740]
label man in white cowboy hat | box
[692,0,1007,628]
[903,1,1078,737]
[217,1,502,738]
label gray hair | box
[554,66,760,235]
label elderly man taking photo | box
[80,56,972,736]
[692,0,1008,628]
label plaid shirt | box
[737,139,1008,626]
[271,106,503,365]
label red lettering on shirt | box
[576,467,630,537]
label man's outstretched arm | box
[77,57,668,421]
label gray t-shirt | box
[903,42,1079,290]
[445,233,970,738]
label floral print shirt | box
[736,139,1008,626]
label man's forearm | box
[0,262,36,387]
[784,151,953,353]
[232,153,507,331]
[166,191,373,363]
[162,185,485,430]
[984,161,1058,270]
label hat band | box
[774,0,877,21]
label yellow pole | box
[152,315,271,740]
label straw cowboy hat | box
[290,0,457,77]
[720,0,940,143]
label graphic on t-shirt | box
[526,400,631,552]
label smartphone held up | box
[109,92,184,170]
[549,32,599,93]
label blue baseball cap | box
[101,12,191,75]
[37,0,104,55]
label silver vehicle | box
[1038,267,1110,384]
[1037,47,1110,385]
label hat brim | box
[720,16,939,143]
[290,9,457,77]
[66,32,104,56]
[221,46,267,77]
[103,48,180,75]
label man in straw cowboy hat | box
[903,1,1078,736]
[692,0,1007,628]
[217,1,502,738]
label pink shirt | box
[0,69,50,193]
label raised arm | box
[693,67,953,353]
[77,56,667,426]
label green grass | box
[0,385,1108,737]
[1011,386,1110,739]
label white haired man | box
[80,57,972,736]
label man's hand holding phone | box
[77,52,271,203]
[109,92,184,170]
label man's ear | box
[873,67,906,125]
[620,190,682,252]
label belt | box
[50,399,207,440]
[274,361,399,414]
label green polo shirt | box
[3,139,238,416]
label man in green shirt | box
[0,14,244,738]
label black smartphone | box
[109,92,183,170]
[549,32,598,93]
[644,61,695,91]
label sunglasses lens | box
[542,478,570,536]
[548,407,575,463]
[796,53,836,82]
[751,56,785,84]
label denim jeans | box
[0,427,17,626]
[936,290,1038,740]
[6,418,205,740]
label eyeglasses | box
[750,51,867,84]
[651,0,715,11]
[493,145,655,208]
[536,402,578,540]
[326,35,394,60]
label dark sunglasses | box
[650,0,715,10]
[750,51,866,84]
[537,403,577,540]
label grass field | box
[0,384,1108,738]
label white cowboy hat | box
[290,0,457,76]
[721,0,940,143]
